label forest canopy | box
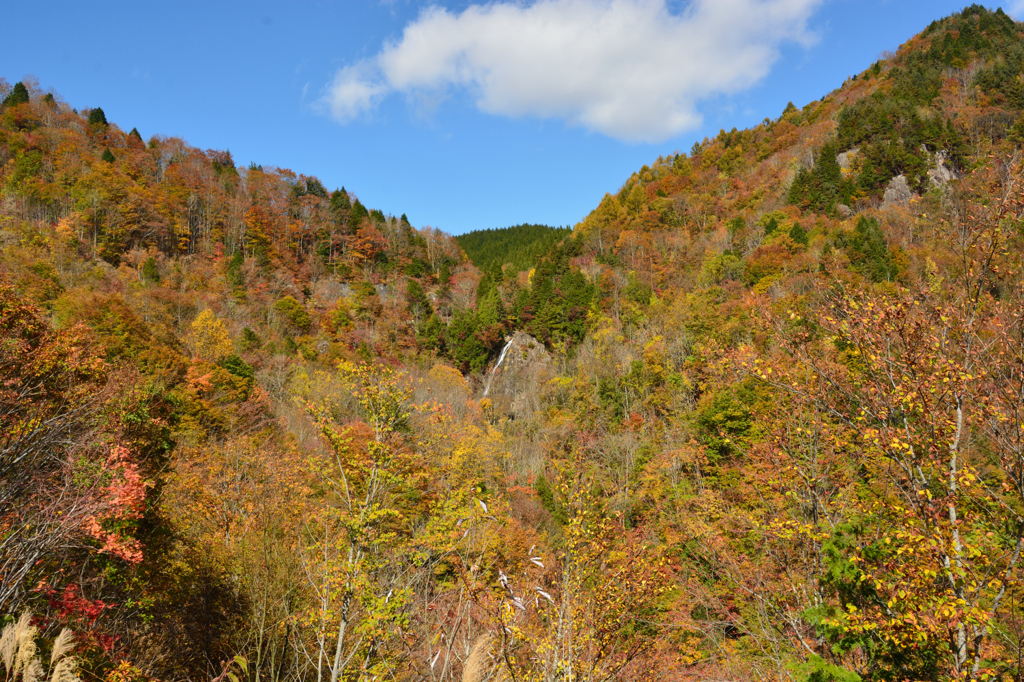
[2,6,1024,682]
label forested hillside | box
[2,6,1024,682]
[455,223,572,273]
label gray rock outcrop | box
[882,175,912,208]
[837,148,859,172]
[928,150,962,187]
[482,331,553,419]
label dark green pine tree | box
[129,127,143,143]
[349,199,369,230]
[405,278,432,323]
[476,283,506,328]
[445,309,488,373]
[417,314,446,353]
[435,262,453,304]
[226,251,245,290]
[141,256,160,284]
[329,188,352,227]
[848,216,898,283]
[788,223,809,246]
[787,140,854,214]
[304,178,328,198]
[101,148,116,163]
[3,82,30,107]
[88,107,108,127]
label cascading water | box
[483,336,515,397]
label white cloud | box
[323,0,822,142]
[324,62,389,121]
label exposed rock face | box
[837,148,859,172]
[928,150,962,187]
[882,174,913,208]
[311,279,351,307]
[482,331,553,419]
[837,203,853,218]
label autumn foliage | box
[3,7,1024,682]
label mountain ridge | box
[2,5,1024,681]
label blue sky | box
[2,1,1015,235]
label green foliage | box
[217,354,255,381]
[788,223,809,246]
[786,141,855,214]
[129,127,143,142]
[417,314,446,353]
[695,391,752,465]
[843,216,899,283]
[889,7,1020,109]
[534,474,568,525]
[624,272,652,305]
[239,327,261,352]
[403,258,430,278]
[304,177,328,199]
[225,251,244,290]
[701,251,743,285]
[445,309,488,373]
[101,148,116,163]
[789,656,862,682]
[456,223,572,273]
[88,107,108,127]
[405,278,432,322]
[2,82,29,107]
[515,240,595,348]
[1010,113,1024,147]
[329,188,351,226]
[349,198,369,230]
[141,256,160,284]
[836,93,960,194]
[53,290,156,361]
[274,296,312,334]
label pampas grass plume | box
[49,656,80,682]
[14,613,39,677]
[462,633,493,682]
[49,630,74,667]
[0,617,18,673]
[23,657,44,682]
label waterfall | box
[483,336,515,398]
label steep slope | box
[1,6,1024,682]
[456,222,572,273]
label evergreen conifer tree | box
[101,148,116,163]
[88,107,108,127]
[304,178,328,198]
[349,199,369,230]
[329,188,352,227]
[3,82,29,107]
[788,223,809,246]
[141,256,160,284]
[848,216,898,282]
[405,278,432,323]
[226,251,245,290]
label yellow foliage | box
[187,309,233,361]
